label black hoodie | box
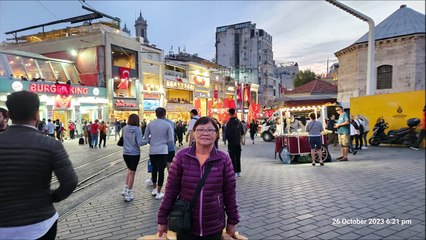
[225,117,244,145]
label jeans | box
[91,133,98,147]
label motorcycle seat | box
[388,128,410,136]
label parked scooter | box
[369,117,420,147]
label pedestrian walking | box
[0,91,78,240]
[121,114,146,202]
[37,118,47,135]
[335,106,351,161]
[0,108,9,133]
[115,120,122,140]
[306,112,325,166]
[226,108,244,177]
[157,116,240,240]
[241,120,247,145]
[222,120,227,145]
[326,115,338,150]
[355,115,364,150]
[357,114,369,149]
[68,121,76,139]
[55,119,63,142]
[90,119,100,149]
[163,117,176,172]
[410,105,426,150]
[143,107,174,200]
[176,120,185,147]
[349,115,359,155]
[186,109,200,146]
[98,121,107,148]
[87,122,93,148]
[47,119,55,137]
[249,119,258,144]
[141,119,147,136]
[82,121,89,144]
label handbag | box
[168,162,213,232]
[117,136,124,146]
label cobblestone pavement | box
[56,136,425,240]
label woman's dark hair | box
[193,116,219,133]
[128,114,140,126]
[6,91,39,123]
[309,112,317,120]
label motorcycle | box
[368,117,420,147]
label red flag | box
[244,84,251,103]
[119,67,130,79]
[237,84,242,102]
[214,90,218,100]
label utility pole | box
[326,0,376,95]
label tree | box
[293,70,317,88]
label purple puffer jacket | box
[158,145,239,236]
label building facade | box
[334,5,425,108]
[216,21,275,106]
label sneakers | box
[145,178,153,186]
[155,192,164,200]
[362,146,368,150]
[236,172,241,177]
[410,146,419,151]
[352,150,358,155]
[124,191,134,202]
[121,186,128,196]
[151,189,158,196]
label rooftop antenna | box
[169,46,174,55]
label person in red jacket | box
[157,116,240,240]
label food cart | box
[275,134,331,164]
[271,104,337,164]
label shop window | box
[62,63,80,84]
[111,45,137,70]
[113,78,136,98]
[7,55,27,79]
[37,60,56,82]
[22,57,41,80]
[166,89,193,104]
[143,72,160,91]
[0,56,7,77]
[50,62,68,83]
[377,65,392,89]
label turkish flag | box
[244,84,251,103]
[119,67,130,79]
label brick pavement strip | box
[55,139,425,239]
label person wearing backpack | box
[355,116,365,150]
[226,108,244,177]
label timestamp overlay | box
[332,218,413,226]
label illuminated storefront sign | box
[165,80,194,91]
[144,93,161,99]
[143,99,160,111]
[114,98,139,110]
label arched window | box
[377,65,392,89]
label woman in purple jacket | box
[157,116,240,240]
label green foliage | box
[293,70,317,88]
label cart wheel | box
[315,145,329,163]
[279,146,291,164]
[262,132,274,142]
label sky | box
[0,1,425,74]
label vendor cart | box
[275,134,332,164]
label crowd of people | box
[1,90,425,240]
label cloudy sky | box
[0,1,425,74]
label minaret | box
[122,23,130,35]
[134,11,149,44]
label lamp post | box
[325,0,376,95]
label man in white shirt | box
[46,119,56,137]
[186,109,200,145]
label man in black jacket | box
[0,91,78,239]
[226,108,244,177]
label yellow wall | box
[350,90,425,143]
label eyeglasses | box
[194,129,217,134]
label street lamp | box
[325,0,376,95]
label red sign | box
[193,76,206,86]
[29,83,89,95]
[115,99,137,108]
[237,84,242,102]
[244,84,251,103]
[55,95,71,109]
[144,94,160,99]
[214,90,218,100]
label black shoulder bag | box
[168,162,213,232]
